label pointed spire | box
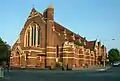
[31,7,37,13]
[28,7,40,19]
[30,4,37,13]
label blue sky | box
[0,0,120,51]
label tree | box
[108,48,120,64]
[0,37,11,65]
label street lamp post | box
[7,49,11,71]
[101,38,116,67]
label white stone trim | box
[63,46,72,48]
[36,25,38,47]
[10,57,13,59]
[17,45,23,53]
[33,25,34,46]
[40,56,42,61]
[11,51,15,54]
[62,57,74,59]
[28,56,37,59]
[41,48,45,49]
[28,13,40,19]
[47,52,56,54]
[29,26,32,46]
[47,46,56,49]
[42,17,46,23]
[45,57,85,59]
[13,64,19,66]
[46,57,56,59]
[58,46,74,49]
[23,50,42,52]
[56,58,58,62]
[27,65,35,67]
[24,33,26,47]
[14,45,23,53]
[59,46,63,48]
[65,52,74,53]
[63,51,74,53]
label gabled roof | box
[20,8,43,35]
[54,22,65,32]
[86,40,96,51]
[28,8,43,19]
[19,7,101,51]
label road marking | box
[96,68,106,71]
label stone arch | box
[15,45,23,55]
[11,45,24,66]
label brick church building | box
[10,5,107,69]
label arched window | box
[26,34,28,47]
[28,30,30,46]
[16,51,19,56]
[25,23,41,47]
[34,25,36,46]
[31,27,34,46]
[38,27,41,45]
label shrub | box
[56,62,63,67]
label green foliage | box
[108,48,120,63]
[74,42,84,46]
[0,37,11,65]
[56,62,63,67]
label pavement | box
[72,66,111,71]
[1,66,120,81]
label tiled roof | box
[54,22,85,43]
[86,41,96,51]
[54,22,64,32]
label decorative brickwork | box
[10,5,107,69]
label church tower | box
[43,4,55,67]
[43,4,54,21]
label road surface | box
[2,67,120,81]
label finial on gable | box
[33,4,35,8]
[31,7,36,12]
[27,6,39,19]
[31,4,37,12]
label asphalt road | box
[2,67,120,81]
